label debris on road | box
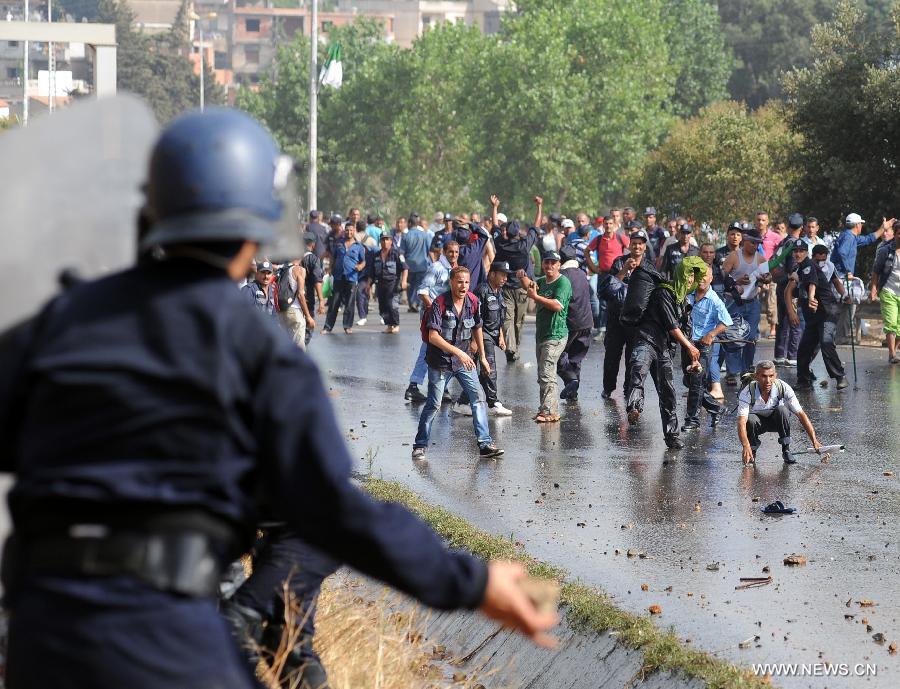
[736,577,773,590]
[783,554,807,566]
[648,605,662,615]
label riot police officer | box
[0,107,555,689]
[370,230,408,333]
[785,241,850,389]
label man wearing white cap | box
[831,213,889,343]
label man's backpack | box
[619,264,663,327]
[743,378,786,407]
[276,264,298,312]
[420,291,479,343]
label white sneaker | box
[785,359,797,367]
[720,363,727,372]
[451,403,473,416]
[380,317,385,325]
[356,318,367,326]
[774,358,786,365]
[490,402,513,416]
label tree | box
[782,0,900,226]
[629,101,802,225]
[97,0,224,123]
[663,0,734,118]
[718,0,894,108]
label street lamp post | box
[191,11,217,112]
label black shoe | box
[836,376,849,390]
[441,391,452,404]
[479,444,505,458]
[664,435,684,449]
[404,384,427,403]
[567,392,578,402]
[560,380,579,399]
[601,389,614,400]
[681,421,700,432]
[795,378,813,390]
[709,412,720,428]
[506,352,519,363]
[782,446,796,464]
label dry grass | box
[257,575,489,689]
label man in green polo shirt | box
[519,251,573,422]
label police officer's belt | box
[4,509,237,598]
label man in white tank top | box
[721,231,769,382]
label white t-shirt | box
[737,380,803,418]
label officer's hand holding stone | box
[479,561,559,649]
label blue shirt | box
[365,224,383,245]
[401,228,432,272]
[424,291,482,370]
[831,228,879,275]
[333,241,366,283]
[687,289,732,342]
[418,256,452,302]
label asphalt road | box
[309,310,900,689]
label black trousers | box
[324,279,358,331]
[603,320,632,395]
[797,307,845,383]
[376,283,401,326]
[458,335,499,406]
[683,344,724,423]
[746,406,792,449]
[627,341,679,438]
[227,529,340,687]
[557,328,592,385]
[304,297,315,346]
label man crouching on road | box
[737,360,822,466]
[412,266,505,460]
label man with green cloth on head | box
[626,256,706,449]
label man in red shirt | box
[585,217,630,276]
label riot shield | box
[0,95,158,330]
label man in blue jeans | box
[402,213,433,312]
[412,265,504,460]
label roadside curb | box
[363,478,776,689]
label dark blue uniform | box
[0,258,487,688]
[370,246,406,327]
[457,281,505,407]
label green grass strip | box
[363,478,774,689]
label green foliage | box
[97,0,224,123]
[718,0,894,108]
[782,0,900,225]
[663,0,735,118]
[630,101,802,224]
[244,1,732,217]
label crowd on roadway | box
[245,200,898,455]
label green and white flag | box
[319,43,343,90]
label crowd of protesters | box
[243,201,897,460]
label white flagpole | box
[308,0,318,212]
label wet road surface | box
[310,311,900,688]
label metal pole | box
[23,0,29,126]
[48,0,54,112]
[308,0,318,211]
[199,23,205,112]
